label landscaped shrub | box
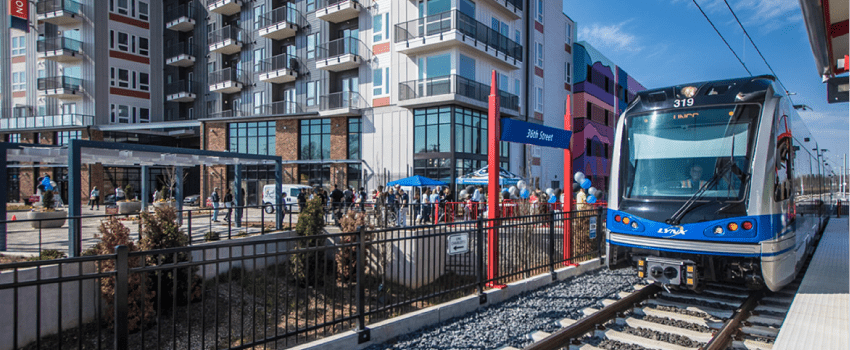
[138,206,201,309]
[291,197,325,286]
[28,249,66,261]
[204,231,219,241]
[335,211,372,282]
[41,190,55,210]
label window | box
[111,104,131,123]
[55,131,81,146]
[11,36,25,55]
[373,13,388,42]
[6,134,21,143]
[253,48,265,72]
[116,0,129,15]
[459,54,475,80]
[514,79,520,97]
[139,108,149,123]
[138,1,149,21]
[565,62,571,84]
[459,0,475,17]
[12,72,26,91]
[452,106,486,154]
[118,32,129,52]
[535,87,543,112]
[118,69,130,88]
[306,33,319,59]
[306,0,315,12]
[110,31,114,49]
[536,0,543,22]
[373,67,389,96]
[253,5,265,30]
[139,73,149,91]
[515,30,521,44]
[229,121,276,156]
[586,102,592,118]
[348,118,361,159]
[565,23,571,44]
[413,106,452,154]
[535,41,543,67]
[299,119,331,160]
[138,37,149,56]
[306,81,319,106]
[253,91,265,115]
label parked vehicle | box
[262,184,312,213]
[183,194,201,206]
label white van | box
[262,184,312,213]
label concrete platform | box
[774,217,849,349]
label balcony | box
[258,54,301,84]
[36,0,82,25]
[165,42,197,67]
[255,100,304,115]
[209,68,246,94]
[207,108,248,119]
[316,37,369,72]
[208,26,243,55]
[257,6,301,40]
[398,75,519,116]
[319,91,366,117]
[394,10,523,69]
[37,37,83,62]
[37,76,84,99]
[166,3,198,32]
[480,0,522,20]
[166,80,199,102]
[316,0,363,23]
[0,113,94,130]
[206,0,242,16]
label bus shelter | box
[0,140,283,256]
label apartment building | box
[571,40,646,194]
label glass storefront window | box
[300,118,331,160]
[229,121,275,156]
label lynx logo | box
[658,226,687,237]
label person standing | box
[359,187,367,211]
[223,189,234,222]
[343,186,354,212]
[420,189,431,225]
[89,186,100,210]
[297,188,307,213]
[210,187,221,222]
[429,187,441,223]
[397,189,409,226]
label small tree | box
[41,190,56,210]
[291,197,326,285]
[138,206,201,308]
[125,184,135,201]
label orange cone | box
[11,215,17,221]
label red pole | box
[487,70,505,288]
[563,96,577,266]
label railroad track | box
[515,280,803,350]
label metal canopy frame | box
[0,140,284,256]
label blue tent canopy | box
[455,166,523,186]
[387,175,449,187]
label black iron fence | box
[0,208,604,349]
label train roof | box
[629,75,778,113]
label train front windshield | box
[622,104,759,200]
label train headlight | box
[623,217,630,224]
[727,222,739,231]
[681,86,698,98]
[631,222,639,229]
[742,221,753,230]
[714,226,724,234]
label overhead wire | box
[691,0,752,76]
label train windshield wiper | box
[665,159,734,225]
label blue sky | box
[564,0,848,173]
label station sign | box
[447,233,469,255]
[589,216,597,239]
[501,119,572,149]
[10,0,29,32]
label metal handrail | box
[0,114,94,129]
[317,0,361,8]
[207,108,248,119]
[394,10,523,61]
[37,76,82,91]
[255,100,304,115]
[317,36,369,60]
[259,53,302,73]
[209,67,247,85]
[36,0,81,14]
[165,80,199,95]
[320,91,366,111]
[37,36,83,53]
[165,42,198,58]
[166,2,198,23]
[398,74,520,112]
[208,25,242,45]
[257,5,302,29]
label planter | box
[153,201,175,209]
[117,201,142,214]
[27,210,67,229]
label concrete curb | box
[289,257,605,350]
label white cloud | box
[578,21,642,53]
[677,0,803,33]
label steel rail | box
[703,291,763,350]
[523,284,662,350]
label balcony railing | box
[255,100,304,115]
[209,67,247,85]
[207,108,248,119]
[166,2,198,24]
[206,0,242,16]
[394,10,523,62]
[165,42,198,59]
[316,0,362,23]
[318,36,368,60]
[320,91,365,111]
[0,114,94,129]
[166,80,199,96]
[37,36,83,53]
[258,6,302,29]
[398,74,520,112]
[37,0,82,15]
[208,25,243,46]
[37,76,82,91]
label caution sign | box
[589,216,597,239]
[447,233,469,255]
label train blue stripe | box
[607,240,798,258]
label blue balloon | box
[581,178,592,189]
[520,188,530,199]
[587,195,597,204]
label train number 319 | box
[673,98,694,108]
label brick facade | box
[200,122,228,206]
[276,119,299,183]
[330,117,349,188]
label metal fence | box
[0,208,604,349]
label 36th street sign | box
[500,118,572,150]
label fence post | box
[597,208,605,264]
[549,211,556,280]
[476,217,486,304]
[261,206,265,235]
[114,245,129,349]
[187,210,193,245]
[355,225,370,343]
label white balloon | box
[509,186,518,195]
[588,187,598,196]
[574,172,586,183]
[517,180,527,190]
[545,188,554,196]
[459,190,468,198]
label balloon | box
[581,178,592,189]
[466,186,475,194]
[520,188,530,199]
[572,183,581,191]
[588,187,598,196]
[574,172,586,183]
[510,193,518,199]
[459,190,468,198]
[596,192,604,200]
[587,195,597,204]
[545,188,554,196]
[554,189,562,198]
[517,180,527,190]
[509,186,518,195]
[502,191,510,199]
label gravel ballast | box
[364,268,641,349]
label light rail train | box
[606,75,834,291]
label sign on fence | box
[589,216,597,239]
[447,233,469,255]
